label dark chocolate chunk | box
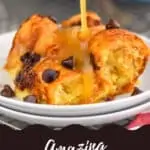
[23,65,32,72]
[106,19,120,29]
[131,87,143,96]
[30,53,41,64]
[23,95,37,103]
[0,84,15,97]
[42,69,59,83]
[20,52,41,67]
[20,52,30,62]
[61,56,74,70]
[15,70,36,90]
[17,52,39,90]
[90,53,100,70]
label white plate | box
[0,101,150,127]
[0,31,150,117]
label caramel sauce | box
[56,27,84,69]
[80,0,94,101]
[54,0,94,101]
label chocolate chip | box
[61,56,74,70]
[0,84,15,97]
[15,70,36,90]
[23,95,37,103]
[131,87,143,96]
[106,19,120,29]
[31,53,41,64]
[20,52,41,67]
[23,65,32,72]
[42,69,59,83]
[20,52,30,62]
[90,53,100,70]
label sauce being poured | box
[79,0,91,40]
[56,0,94,102]
[79,0,94,101]
[80,42,94,101]
[80,0,88,31]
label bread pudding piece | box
[4,14,58,80]
[30,57,100,105]
[3,13,149,105]
[89,28,149,100]
[13,26,101,104]
[13,28,149,105]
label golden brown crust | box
[30,57,102,105]
[31,58,82,104]
[3,13,149,105]
[4,14,58,78]
[89,29,149,98]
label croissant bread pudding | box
[1,11,149,105]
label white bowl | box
[0,31,149,117]
[0,100,150,127]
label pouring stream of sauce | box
[56,0,94,102]
[79,0,94,101]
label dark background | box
[0,0,150,34]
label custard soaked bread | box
[89,28,149,99]
[3,12,149,105]
[4,14,58,80]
